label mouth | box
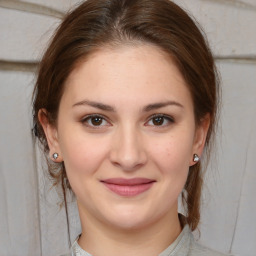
[100,178,156,197]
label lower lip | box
[102,182,154,197]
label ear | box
[38,109,63,162]
[190,114,211,166]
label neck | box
[77,206,182,256]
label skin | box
[39,44,210,256]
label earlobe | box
[38,109,63,162]
[190,114,211,166]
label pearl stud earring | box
[52,153,59,160]
[193,154,200,162]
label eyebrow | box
[72,100,183,112]
[142,101,184,112]
[72,100,115,111]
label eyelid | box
[80,113,174,128]
[145,114,175,126]
[81,114,112,128]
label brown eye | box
[91,116,103,126]
[82,115,110,128]
[146,114,174,127]
[152,116,164,126]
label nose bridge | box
[110,123,147,170]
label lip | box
[100,178,155,197]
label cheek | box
[59,132,109,179]
[150,133,194,171]
[148,133,194,195]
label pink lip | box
[101,178,155,197]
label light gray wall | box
[0,1,255,255]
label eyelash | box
[81,114,174,128]
[81,114,111,128]
[146,114,175,127]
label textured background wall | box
[0,1,255,256]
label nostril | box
[109,151,147,171]
[109,130,148,170]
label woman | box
[33,0,226,255]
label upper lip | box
[101,178,155,185]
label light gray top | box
[62,225,229,256]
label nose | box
[109,125,148,171]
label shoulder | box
[189,240,231,256]
[178,224,231,256]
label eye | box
[81,114,110,128]
[146,114,174,127]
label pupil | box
[153,117,164,125]
[92,117,102,126]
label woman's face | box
[42,45,209,230]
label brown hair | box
[33,0,219,232]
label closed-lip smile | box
[100,178,156,197]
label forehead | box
[62,45,192,108]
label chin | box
[107,217,151,231]
[102,207,160,231]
